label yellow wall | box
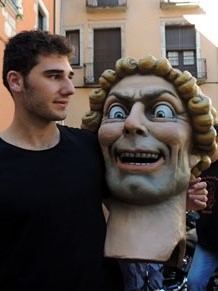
[0,3,15,131]
[1,1,217,130]
[58,0,218,128]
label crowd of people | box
[0,29,217,291]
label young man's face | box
[98,74,195,205]
[17,54,75,122]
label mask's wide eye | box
[108,105,127,119]
[153,104,175,119]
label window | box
[37,0,49,31]
[38,10,44,30]
[165,25,197,77]
[93,28,121,82]
[183,51,195,65]
[84,24,124,84]
[86,0,127,7]
[98,0,119,5]
[166,25,196,50]
[167,51,179,66]
[66,30,80,66]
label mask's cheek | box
[98,123,123,147]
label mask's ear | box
[189,153,201,169]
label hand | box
[186,177,208,210]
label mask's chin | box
[107,176,171,206]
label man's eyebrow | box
[43,69,74,76]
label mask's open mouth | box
[117,152,164,165]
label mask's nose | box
[123,102,149,136]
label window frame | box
[66,30,80,66]
[37,0,49,31]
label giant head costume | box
[81,55,217,266]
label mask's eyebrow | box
[108,88,179,104]
[108,90,135,102]
[139,88,179,101]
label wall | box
[59,0,218,128]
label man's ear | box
[189,153,201,169]
[7,71,24,93]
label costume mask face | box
[98,74,193,205]
[81,55,216,265]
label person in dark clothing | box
[188,126,218,291]
[0,29,123,291]
[0,30,209,291]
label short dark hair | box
[2,30,73,92]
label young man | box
[0,30,123,291]
[0,30,209,290]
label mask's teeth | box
[119,152,160,164]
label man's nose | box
[61,78,76,96]
[123,103,149,136]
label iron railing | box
[166,57,207,81]
[84,58,207,85]
[84,61,116,85]
[86,0,127,8]
[160,0,200,8]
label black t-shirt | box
[0,125,122,291]
[196,160,218,251]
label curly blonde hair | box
[81,55,217,177]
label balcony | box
[84,58,207,86]
[0,0,23,18]
[86,0,127,12]
[84,61,116,85]
[167,57,207,84]
[195,58,207,84]
[160,0,200,9]
[0,0,6,6]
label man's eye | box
[108,105,127,119]
[153,104,175,118]
[49,75,60,79]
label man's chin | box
[55,115,66,121]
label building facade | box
[0,0,55,131]
[56,0,218,128]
